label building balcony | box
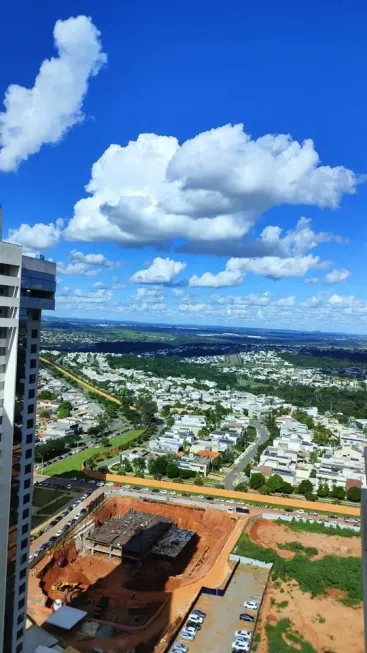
[0,317,17,327]
[20,296,55,311]
[0,274,20,287]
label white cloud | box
[189,254,320,287]
[304,277,319,285]
[130,257,186,284]
[57,261,99,276]
[324,268,351,284]
[63,124,357,253]
[7,218,63,250]
[274,296,296,307]
[92,281,107,289]
[69,249,119,268]
[0,15,106,172]
[256,217,346,257]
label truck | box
[235,506,249,514]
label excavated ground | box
[28,497,238,652]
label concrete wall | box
[261,512,360,533]
[229,553,273,569]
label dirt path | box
[250,518,361,559]
[85,470,360,517]
[40,357,121,405]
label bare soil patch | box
[256,579,364,653]
[249,518,361,559]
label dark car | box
[239,613,255,623]
[186,621,201,630]
[284,508,293,512]
[192,609,206,618]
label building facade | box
[0,243,56,653]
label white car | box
[233,640,250,652]
[160,490,168,494]
[180,630,195,641]
[234,630,251,640]
[188,613,203,623]
[243,600,259,610]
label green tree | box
[121,457,133,473]
[57,401,73,418]
[198,426,210,438]
[331,485,346,500]
[38,390,56,400]
[194,474,204,486]
[148,456,169,477]
[281,482,294,495]
[266,474,285,493]
[166,464,180,479]
[346,486,361,502]
[298,479,313,496]
[249,472,266,490]
[39,409,50,418]
[132,457,146,475]
[316,483,329,498]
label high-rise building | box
[0,218,56,653]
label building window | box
[30,344,37,354]
[28,389,35,399]
[27,404,34,414]
[23,478,31,489]
[16,643,22,653]
[31,310,40,321]
[24,463,31,474]
[19,583,26,596]
[17,627,23,639]
[17,612,24,625]
[23,494,30,505]
[19,569,26,581]
[21,525,28,536]
[26,419,33,429]
[31,329,38,339]
[25,449,32,460]
[30,359,37,369]
[18,598,25,610]
[22,508,29,520]
[26,434,32,445]
[29,374,36,384]
[20,553,27,565]
[21,539,27,550]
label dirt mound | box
[249,518,361,559]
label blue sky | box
[1,0,366,332]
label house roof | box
[197,450,221,459]
[345,478,362,490]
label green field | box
[33,486,64,507]
[31,486,76,530]
[43,429,143,476]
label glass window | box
[31,329,38,339]
[28,389,35,399]
[27,404,34,414]
[30,344,37,354]
[30,359,37,369]
[22,508,29,520]
[26,419,33,429]
[29,374,36,384]
[26,434,32,445]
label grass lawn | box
[33,486,65,507]
[43,429,143,477]
[38,495,74,517]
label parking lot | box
[170,562,270,653]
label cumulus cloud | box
[324,268,351,284]
[0,15,106,172]
[92,281,107,289]
[130,257,186,284]
[57,261,99,276]
[63,124,357,253]
[69,249,120,268]
[7,219,63,250]
[189,254,320,287]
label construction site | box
[27,496,240,653]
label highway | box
[223,421,269,489]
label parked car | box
[234,630,251,640]
[232,641,250,652]
[239,613,255,623]
[186,621,201,630]
[172,644,188,653]
[180,630,195,641]
[243,600,259,610]
[192,609,206,618]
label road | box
[39,357,122,405]
[223,420,269,489]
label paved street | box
[223,421,269,489]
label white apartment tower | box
[0,211,56,653]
